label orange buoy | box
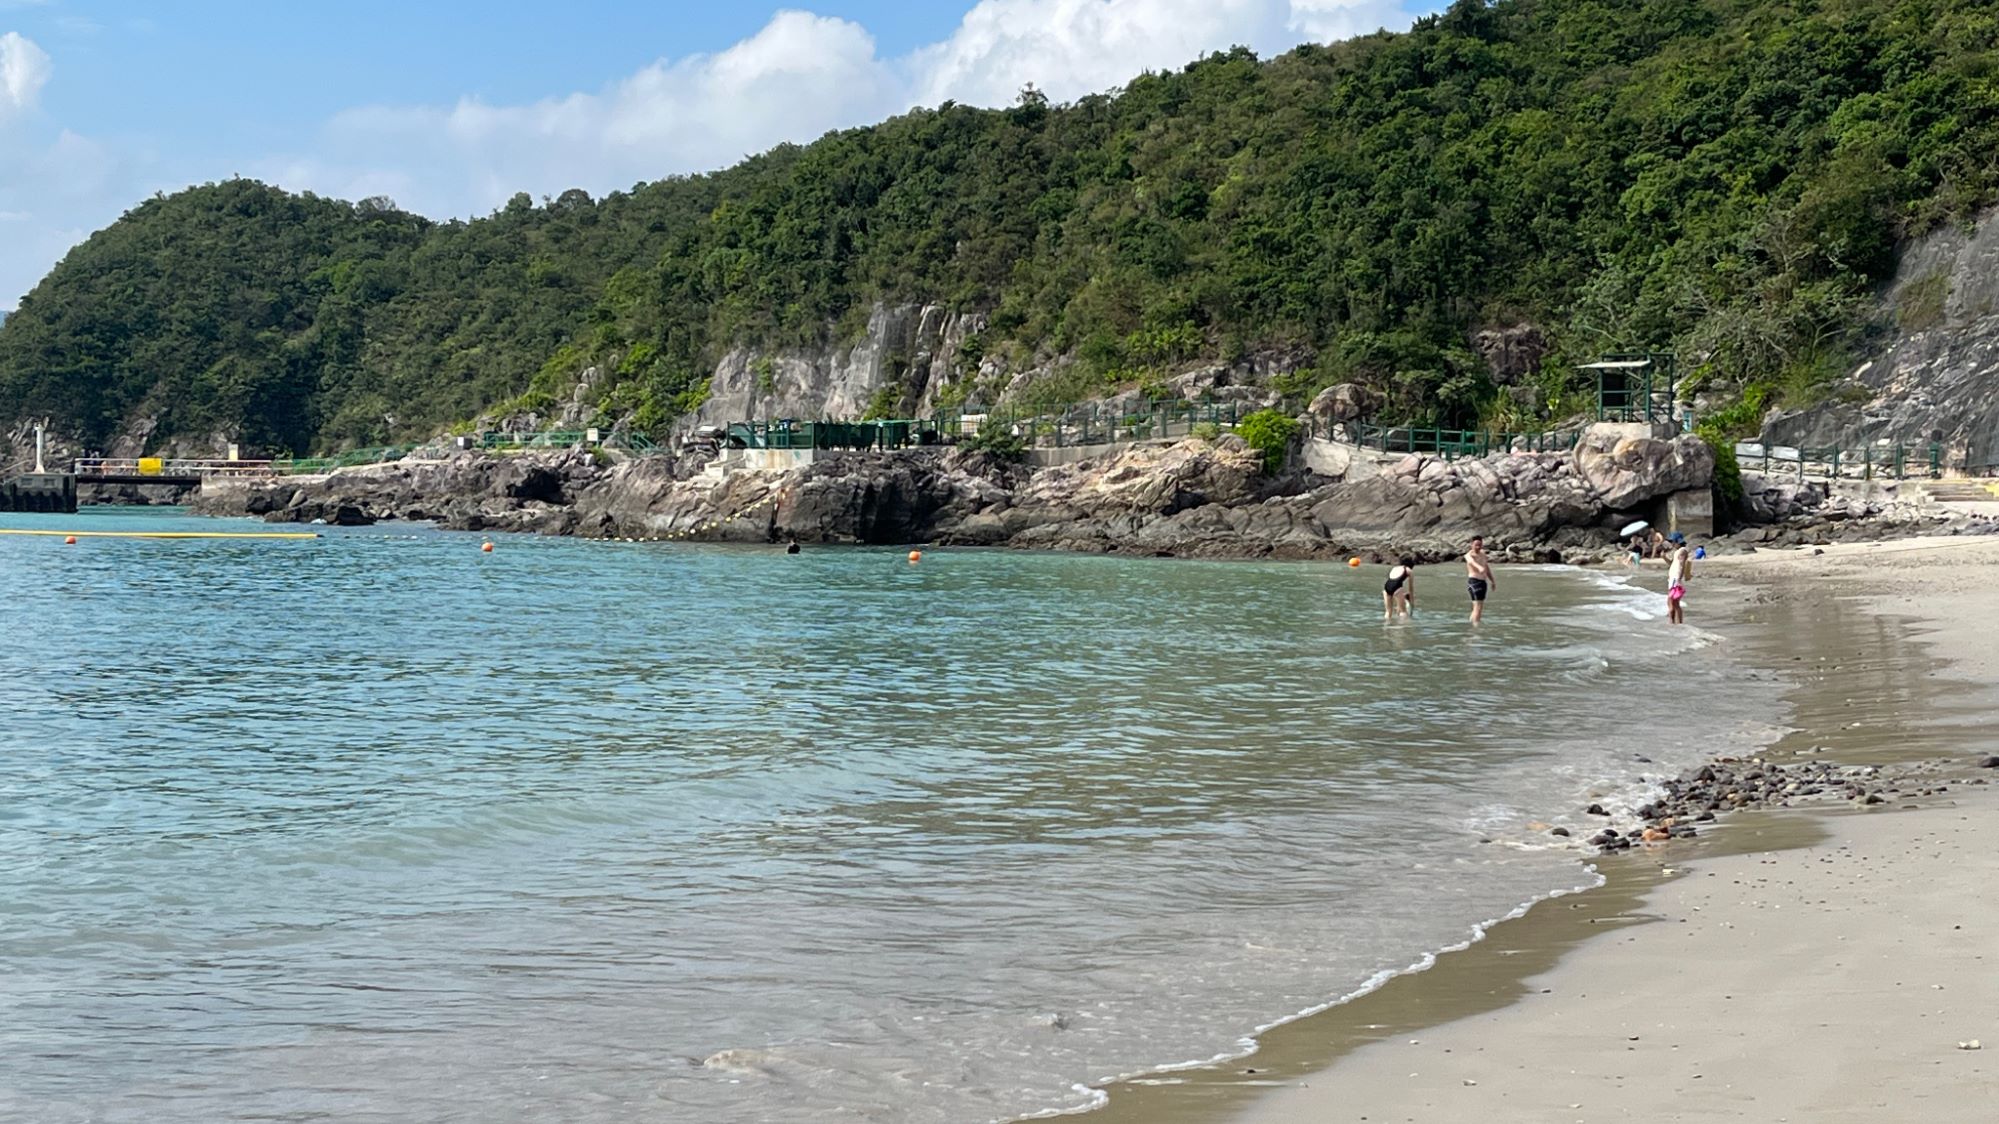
[907,550,922,563]
[1347,557,1361,567]
[64,535,77,545]
[481,541,494,553]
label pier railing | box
[74,457,280,480]
[1339,423,1583,458]
[275,430,658,473]
[1733,442,1942,481]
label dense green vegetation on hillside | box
[3,0,1997,453]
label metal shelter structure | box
[1580,353,1678,426]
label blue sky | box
[0,1,1443,309]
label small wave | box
[1043,874,1607,1119]
[701,1049,779,1078]
[1009,1084,1109,1120]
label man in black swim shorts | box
[1465,535,1495,624]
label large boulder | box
[1572,430,1714,509]
[1015,437,1262,517]
[1740,478,1829,523]
[1307,382,1372,426]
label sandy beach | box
[1237,537,1999,1123]
[1090,535,1999,1124]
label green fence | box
[480,430,586,449]
[934,399,1246,447]
[1348,423,1581,457]
[728,419,943,451]
[1734,442,1942,481]
[274,445,415,474]
[478,429,653,451]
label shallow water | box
[0,508,1777,1123]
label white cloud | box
[278,11,898,217]
[2,2,1439,309]
[0,30,51,117]
[0,30,161,309]
[911,0,1291,108]
[1287,0,1409,40]
[271,1,1428,218]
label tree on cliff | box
[3,0,1998,453]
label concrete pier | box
[0,472,78,513]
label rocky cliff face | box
[193,430,1733,563]
[1763,208,1999,471]
[683,304,986,432]
[676,301,1295,437]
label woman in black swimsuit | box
[1382,558,1416,620]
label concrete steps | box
[1923,480,1999,503]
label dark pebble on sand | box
[1585,803,1608,816]
[1551,827,1571,837]
[1978,756,1999,769]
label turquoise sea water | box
[0,508,1778,1123]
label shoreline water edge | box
[1067,536,1999,1124]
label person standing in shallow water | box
[1382,558,1416,620]
[1666,543,1692,625]
[1465,536,1495,625]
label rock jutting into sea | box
[187,429,1997,560]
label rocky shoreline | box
[183,427,1999,562]
[1576,751,1994,852]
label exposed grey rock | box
[684,303,987,434]
[1307,382,1372,426]
[75,482,195,506]
[188,427,1734,561]
[1741,478,1829,523]
[1761,205,1999,470]
[1470,323,1548,386]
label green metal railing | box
[274,445,415,474]
[728,419,944,451]
[934,398,1246,448]
[1734,442,1942,481]
[477,429,657,452]
[1348,423,1581,457]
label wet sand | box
[1086,536,1999,1124]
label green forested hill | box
[3,0,1997,453]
